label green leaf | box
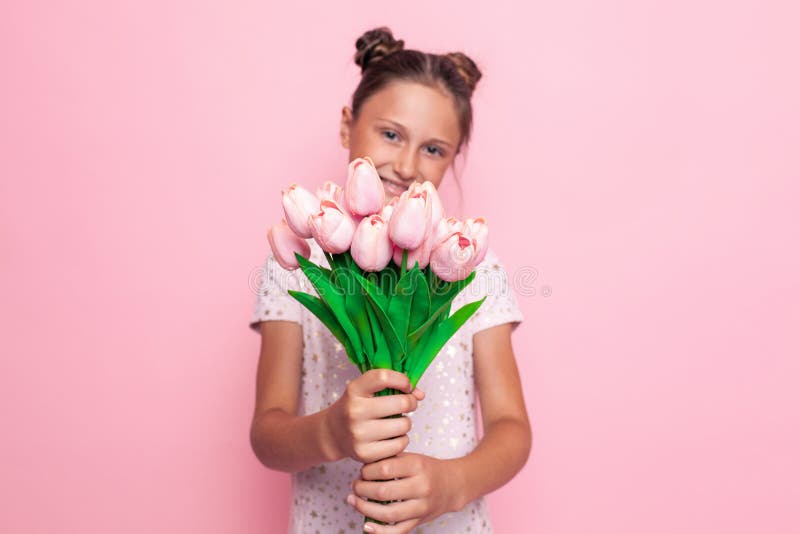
[377,268,398,303]
[407,296,487,388]
[409,269,430,334]
[404,316,436,375]
[352,272,405,368]
[405,269,432,367]
[408,271,477,345]
[430,271,476,315]
[327,252,350,292]
[330,252,374,365]
[365,300,392,369]
[387,265,419,348]
[287,290,359,368]
[323,250,336,269]
[295,253,364,360]
[425,265,436,294]
[353,269,389,311]
[340,268,374,365]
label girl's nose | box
[393,147,418,182]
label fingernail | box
[364,524,375,533]
[346,494,356,506]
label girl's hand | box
[323,369,425,464]
[347,452,463,533]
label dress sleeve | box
[248,253,305,333]
[464,248,525,334]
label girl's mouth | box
[380,176,408,196]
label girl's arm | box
[250,320,425,474]
[448,322,532,510]
[249,320,337,473]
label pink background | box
[2,1,798,532]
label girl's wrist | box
[443,457,470,513]
[318,407,343,463]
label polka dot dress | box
[250,239,524,533]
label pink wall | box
[2,1,798,532]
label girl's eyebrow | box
[377,117,454,149]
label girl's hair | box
[350,27,483,156]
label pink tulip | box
[392,210,452,270]
[308,199,357,254]
[268,220,311,270]
[463,217,489,265]
[380,195,399,221]
[392,236,433,270]
[434,216,465,244]
[281,184,320,238]
[429,232,478,282]
[388,183,432,250]
[420,181,444,227]
[317,181,344,205]
[351,215,393,271]
[344,157,385,217]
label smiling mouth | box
[380,176,408,194]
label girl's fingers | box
[364,518,420,534]
[348,495,424,525]
[360,455,418,481]
[350,369,412,397]
[358,435,409,464]
[368,394,419,419]
[353,476,419,502]
[360,417,412,442]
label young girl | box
[249,27,531,534]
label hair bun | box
[443,52,482,95]
[354,27,405,73]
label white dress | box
[249,239,524,533]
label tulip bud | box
[463,217,489,266]
[344,157,385,217]
[392,234,434,270]
[351,215,393,271]
[388,184,432,250]
[281,184,320,238]
[433,216,464,245]
[393,207,448,270]
[317,181,344,205]
[429,232,478,282]
[380,195,400,221]
[308,199,357,254]
[420,181,444,227]
[268,220,311,270]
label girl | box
[249,27,531,534]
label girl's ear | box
[340,106,353,149]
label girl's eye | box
[382,130,444,157]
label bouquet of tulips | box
[266,157,488,526]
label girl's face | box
[340,81,462,197]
